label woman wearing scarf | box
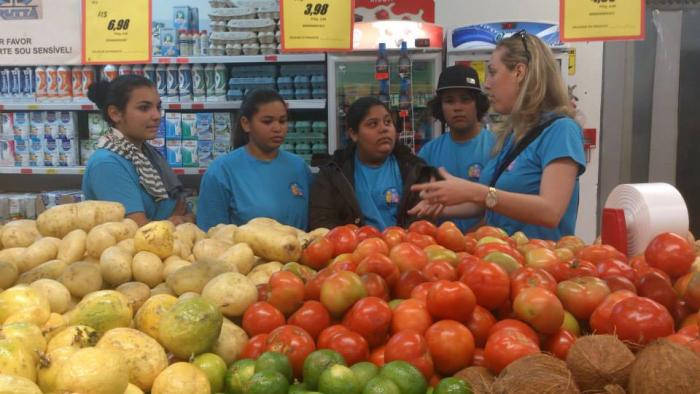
[82,75,192,226]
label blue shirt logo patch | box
[467,163,483,180]
[384,187,400,206]
[290,182,304,197]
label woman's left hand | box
[411,168,487,206]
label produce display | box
[1,201,700,393]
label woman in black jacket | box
[309,96,437,230]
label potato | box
[116,282,151,312]
[86,225,118,259]
[0,373,42,394]
[0,261,18,289]
[166,262,210,295]
[132,251,164,288]
[59,261,103,298]
[151,362,210,394]
[308,227,330,239]
[0,247,26,271]
[206,224,226,238]
[30,279,71,314]
[37,201,125,238]
[212,318,249,365]
[122,218,139,236]
[125,383,145,394]
[134,221,175,259]
[175,223,205,246]
[163,258,191,278]
[99,246,133,286]
[16,259,66,284]
[54,347,129,394]
[117,238,136,255]
[193,238,232,263]
[247,261,283,286]
[102,221,135,242]
[18,237,58,273]
[172,238,192,260]
[150,283,175,297]
[210,224,238,243]
[178,292,200,301]
[1,220,40,248]
[218,243,256,275]
[201,272,257,317]
[57,229,87,264]
[234,223,301,263]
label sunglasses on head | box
[513,30,531,63]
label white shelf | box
[0,102,97,111]
[153,53,325,64]
[0,100,325,111]
[0,166,208,175]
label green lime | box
[318,364,361,394]
[192,352,227,393]
[254,351,293,383]
[303,349,347,390]
[433,377,472,394]
[378,361,427,394]
[224,358,256,394]
[245,370,289,394]
[362,376,401,394]
[289,382,309,394]
[350,361,379,388]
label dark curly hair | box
[428,89,490,124]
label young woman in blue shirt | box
[196,89,311,231]
[83,75,192,226]
[411,32,586,240]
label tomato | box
[466,305,497,348]
[328,253,358,273]
[589,290,636,334]
[524,248,560,271]
[670,298,693,327]
[284,262,317,284]
[484,330,540,374]
[352,237,390,263]
[683,271,700,310]
[390,242,429,273]
[317,325,349,348]
[410,282,434,302]
[256,283,269,302]
[422,260,457,281]
[426,280,476,322]
[545,329,576,360]
[356,252,400,288]
[455,253,481,278]
[382,226,407,249]
[596,259,636,283]
[460,261,510,310]
[384,329,435,380]
[266,271,305,316]
[304,268,334,301]
[529,239,556,249]
[360,273,390,301]
[301,237,335,270]
[610,296,675,346]
[242,301,286,337]
[342,297,393,348]
[326,226,359,257]
[409,220,438,237]
[288,300,331,341]
[488,319,540,347]
[356,225,382,242]
[645,232,695,279]
[393,270,428,300]
[510,267,557,300]
[435,222,467,252]
[425,320,475,375]
[679,317,700,336]
[629,255,649,271]
[475,243,524,265]
[265,325,316,378]
[320,270,367,317]
[513,287,564,334]
[319,326,370,366]
[392,298,433,335]
[240,333,268,360]
[556,235,586,255]
[369,345,386,367]
[637,270,678,311]
[548,259,598,282]
[604,275,638,294]
[674,272,692,297]
[578,244,626,265]
[475,226,508,240]
[406,232,437,249]
[554,248,575,263]
[666,333,700,355]
[556,276,611,320]
[472,348,486,367]
[464,234,478,254]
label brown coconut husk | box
[602,384,626,394]
[627,339,700,394]
[565,334,635,392]
[491,353,580,394]
[454,366,495,394]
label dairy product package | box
[181,113,197,140]
[196,113,213,140]
[58,112,77,139]
[197,140,213,167]
[29,112,46,139]
[182,140,198,167]
[166,139,182,167]
[13,112,30,139]
[43,111,60,139]
[88,113,110,139]
[43,136,60,167]
[80,139,98,165]
[58,138,77,166]
[165,113,182,139]
[29,137,44,167]
[0,113,12,139]
[0,139,15,166]
[14,138,29,167]
[213,112,231,139]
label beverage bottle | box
[200,31,209,56]
[46,66,58,98]
[10,67,21,98]
[193,31,201,57]
[179,30,188,56]
[131,65,144,77]
[178,64,192,102]
[166,64,179,101]
[0,68,10,99]
[71,66,83,99]
[143,64,156,82]
[22,67,34,100]
[398,41,411,78]
[375,43,388,75]
[192,63,205,102]
[81,66,96,97]
[204,63,215,101]
[118,65,132,76]
[378,79,390,107]
[214,63,228,99]
[155,65,167,96]
[101,64,117,81]
[34,66,47,101]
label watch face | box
[486,189,497,208]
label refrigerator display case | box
[327,21,443,153]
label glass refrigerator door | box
[328,52,441,153]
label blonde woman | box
[410,31,585,240]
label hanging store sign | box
[82,0,152,64]
[560,0,645,42]
[280,0,354,52]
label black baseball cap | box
[436,65,482,93]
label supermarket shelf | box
[153,54,326,64]
[0,102,97,111]
[0,99,325,111]
[0,166,209,175]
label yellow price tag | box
[568,48,576,76]
[45,168,57,174]
[560,0,645,42]
[82,0,152,64]
[281,0,353,52]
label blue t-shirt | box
[479,117,586,240]
[418,128,495,232]
[196,147,312,231]
[354,153,403,231]
[82,149,178,220]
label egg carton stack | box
[208,0,281,56]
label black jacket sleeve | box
[309,168,344,230]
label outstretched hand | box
[411,167,480,207]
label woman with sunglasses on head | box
[83,75,192,227]
[411,31,586,240]
[196,89,312,231]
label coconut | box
[627,339,700,394]
[454,366,494,394]
[492,353,579,394]
[565,335,635,392]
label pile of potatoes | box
[0,201,328,393]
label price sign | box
[82,0,152,64]
[560,0,645,42]
[281,0,354,52]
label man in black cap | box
[417,64,493,232]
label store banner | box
[0,0,82,65]
[354,0,434,23]
[82,0,152,64]
[280,0,354,52]
[560,0,645,42]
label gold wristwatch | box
[485,187,498,209]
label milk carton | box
[0,139,15,166]
[166,139,182,167]
[156,117,166,138]
[213,112,231,139]
[196,113,213,140]
[43,136,60,167]
[44,111,60,139]
[160,28,179,57]
[88,113,109,139]
[14,138,29,167]
[181,113,197,140]
[1,113,13,139]
[173,6,193,31]
[212,139,230,159]
[80,139,98,165]
[58,112,77,139]
[29,112,46,139]
[29,137,44,167]
[58,138,77,166]
[182,140,198,167]
[197,140,213,167]
[165,113,182,139]
[148,137,166,157]
[13,112,30,139]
